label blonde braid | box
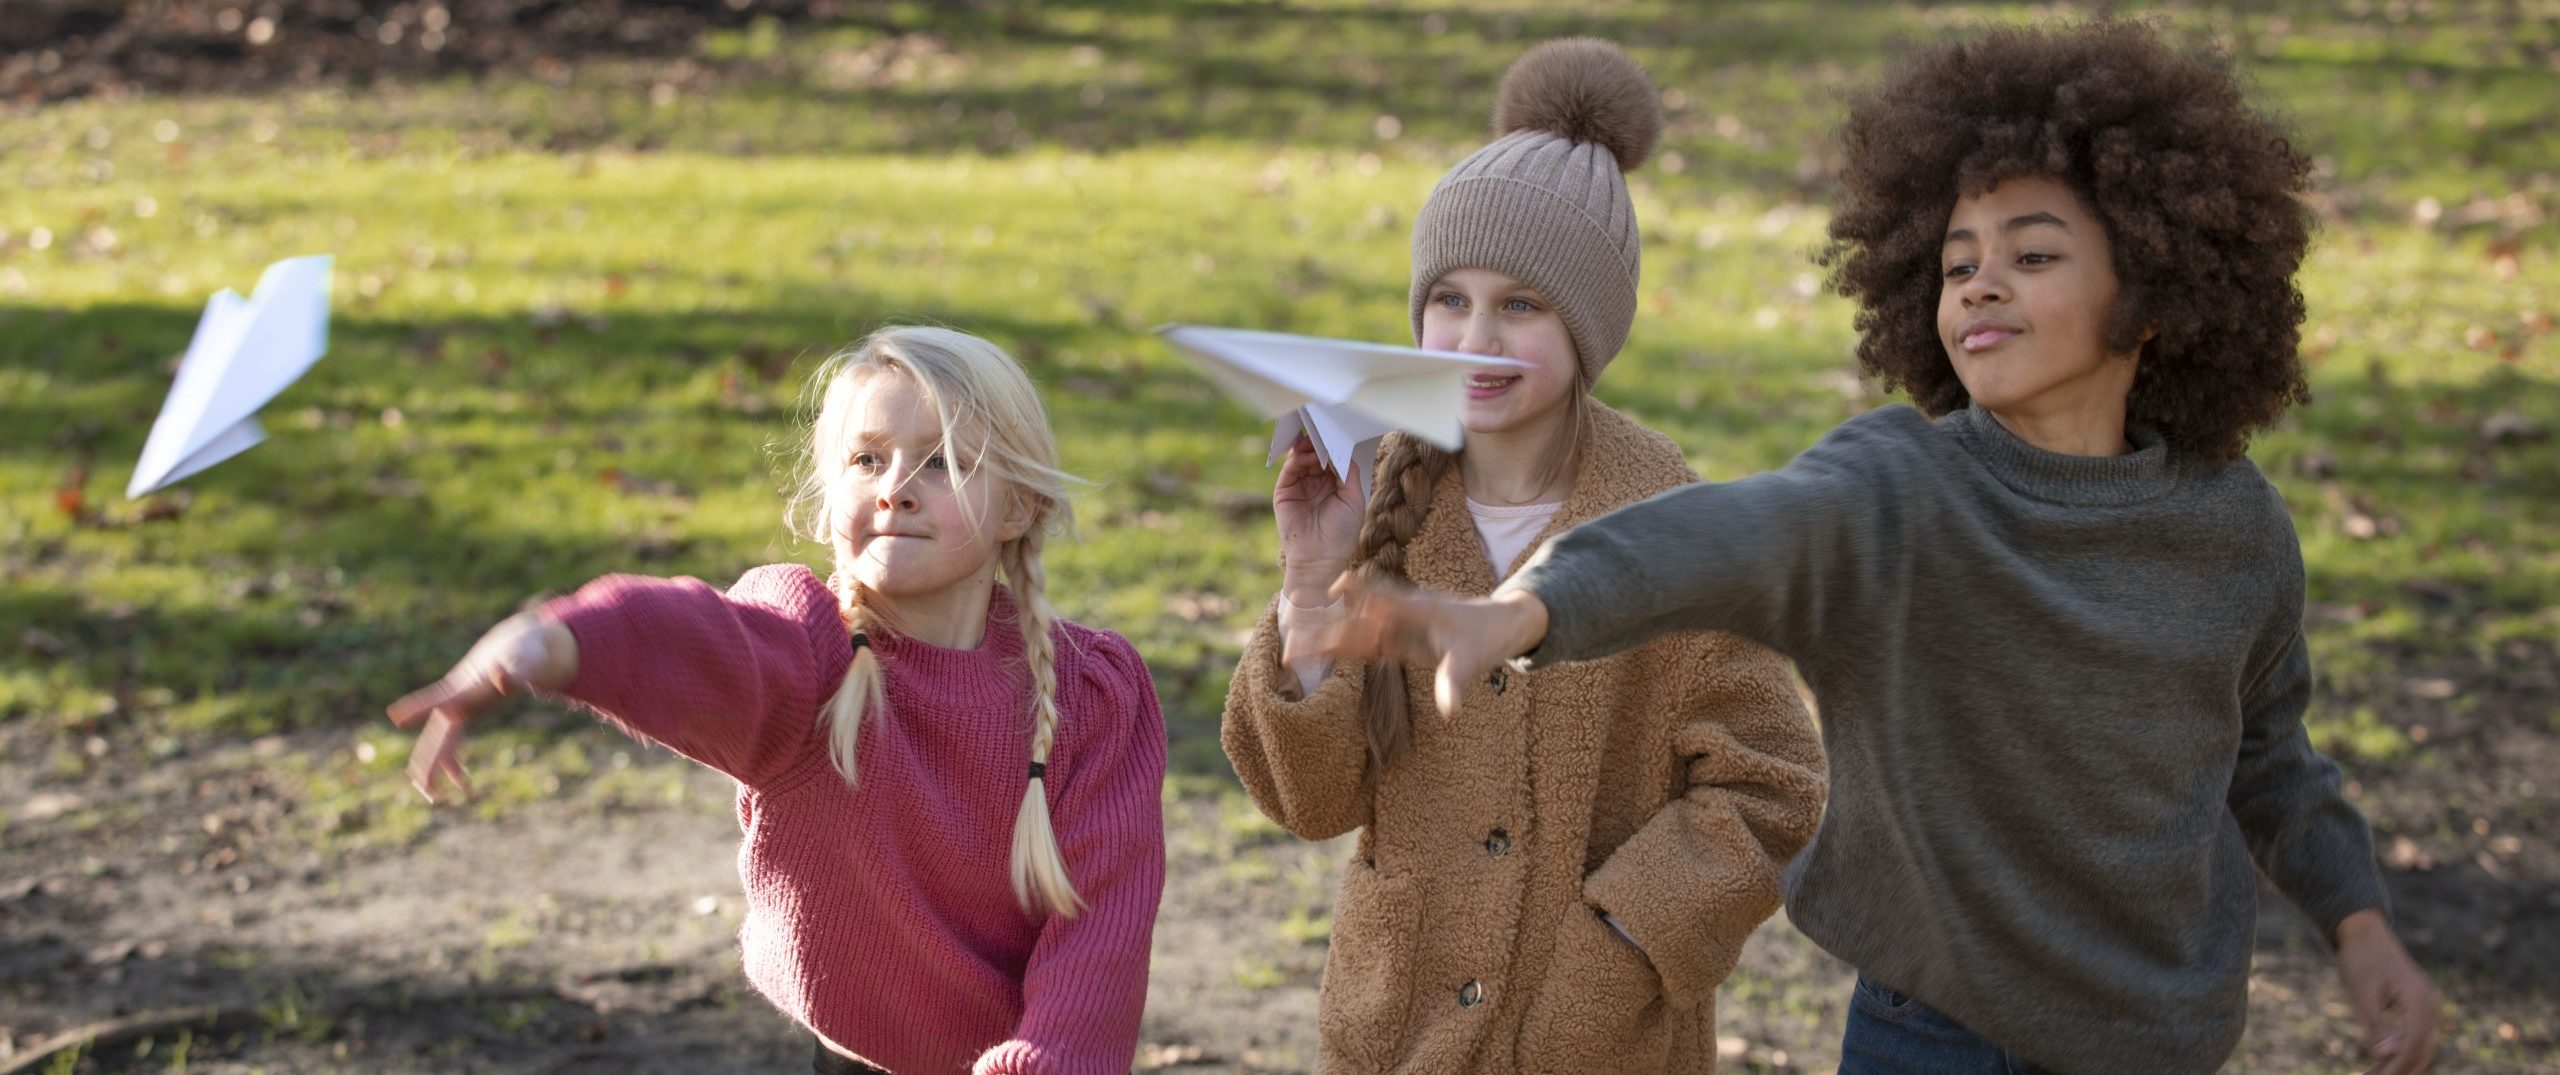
[1004,529,1085,918]
[824,574,888,788]
[1353,434,1458,770]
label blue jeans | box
[1838,976,2056,1075]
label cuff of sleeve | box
[1490,571,1570,672]
[2305,877,2392,947]
[1239,602,1366,722]
[1274,593,1347,695]
[539,580,648,706]
[973,1040,1043,1075]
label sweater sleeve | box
[975,631,1169,1075]
[1219,598,1376,842]
[2228,622,2391,940]
[1581,634,1828,1009]
[1501,408,1923,670]
[539,563,846,788]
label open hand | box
[1315,573,1548,717]
[384,611,577,804]
[2334,909,2441,1075]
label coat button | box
[1483,827,1511,857]
[1458,979,1484,1007]
[1487,669,1508,694]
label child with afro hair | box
[1316,19,2441,1075]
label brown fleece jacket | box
[1222,401,1828,1074]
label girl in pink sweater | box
[387,326,1168,1075]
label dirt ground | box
[4,640,2556,1074]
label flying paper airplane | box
[126,255,334,499]
[1158,325,1528,500]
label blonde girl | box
[1219,39,1826,1074]
[390,326,1167,1075]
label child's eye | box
[850,452,881,470]
[924,453,949,471]
[1503,297,1537,313]
[1942,263,1976,280]
[1434,292,1466,309]
[2018,252,2055,266]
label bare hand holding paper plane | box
[1157,324,1527,500]
[126,255,334,499]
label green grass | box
[2,0,2554,804]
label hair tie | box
[849,632,870,651]
[1026,761,1046,780]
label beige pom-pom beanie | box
[1408,37,1661,385]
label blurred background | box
[2,1,2554,1071]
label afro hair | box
[1822,18,2316,462]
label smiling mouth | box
[1960,328,2018,353]
[1466,373,1521,394]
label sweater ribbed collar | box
[1940,404,2176,507]
[869,585,1029,713]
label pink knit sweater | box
[541,564,1167,1075]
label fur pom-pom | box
[1492,37,1660,172]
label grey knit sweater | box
[1502,404,2388,1075]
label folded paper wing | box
[1159,324,1527,500]
[127,255,334,498]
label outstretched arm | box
[1322,421,1906,716]
[387,565,847,797]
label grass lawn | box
[2,1,2555,1070]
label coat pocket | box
[1516,898,1670,1074]
[1316,860,1422,1072]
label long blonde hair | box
[784,325,1088,918]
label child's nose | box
[874,468,923,512]
[1960,266,2010,306]
[1456,313,1505,356]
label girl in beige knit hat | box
[1220,37,1827,1074]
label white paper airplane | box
[1267,402,1391,501]
[1158,324,1528,499]
[126,255,334,499]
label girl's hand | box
[2334,909,2441,1075]
[385,611,578,804]
[1316,574,1548,717]
[1273,435,1364,607]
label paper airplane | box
[1158,325,1528,499]
[1267,402,1390,501]
[126,255,334,499]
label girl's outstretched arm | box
[388,565,848,796]
[977,632,1169,1075]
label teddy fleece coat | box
[1222,401,1828,1074]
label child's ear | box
[996,491,1035,544]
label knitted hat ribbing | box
[1409,38,1660,385]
